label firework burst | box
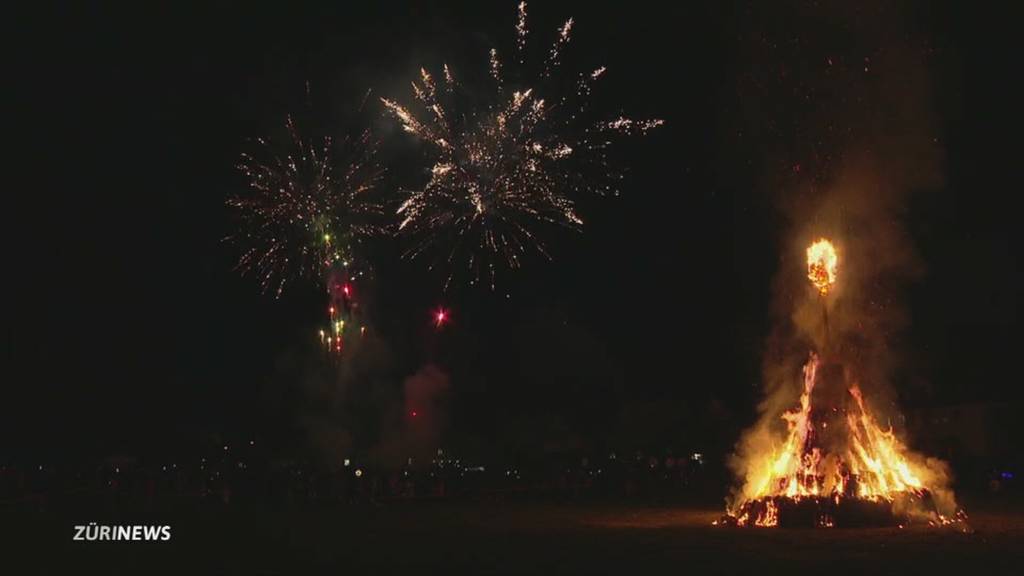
[229,115,384,297]
[230,114,384,356]
[383,1,662,289]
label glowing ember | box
[807,239,838,295]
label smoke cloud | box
[726,2,956,514]
[270,318,451,472]
[373,364,451,467]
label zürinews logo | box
[73,523,171,541]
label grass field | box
[6,496,1023,574]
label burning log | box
[724,494,896,528]
[718,488,966,529]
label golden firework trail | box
[383,1,662,289]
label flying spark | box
[229,114,384,357]
[228,116,384,297]
[383,2,662,289]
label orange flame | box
[741,354,924,504]
[807,239,838,295]
[729,353,959,527]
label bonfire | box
[720,239,967,528]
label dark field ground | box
[5,494,1023,575]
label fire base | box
[721,490,941,528]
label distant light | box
[1001,471,1014,480]
[434,307,448,327]
[343,458,350,467]
[411,410,418,417]
[354,468,363,478]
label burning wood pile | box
[720,239,967,528]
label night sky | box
[8,1,1019,463]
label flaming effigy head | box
[806,238,838,295]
